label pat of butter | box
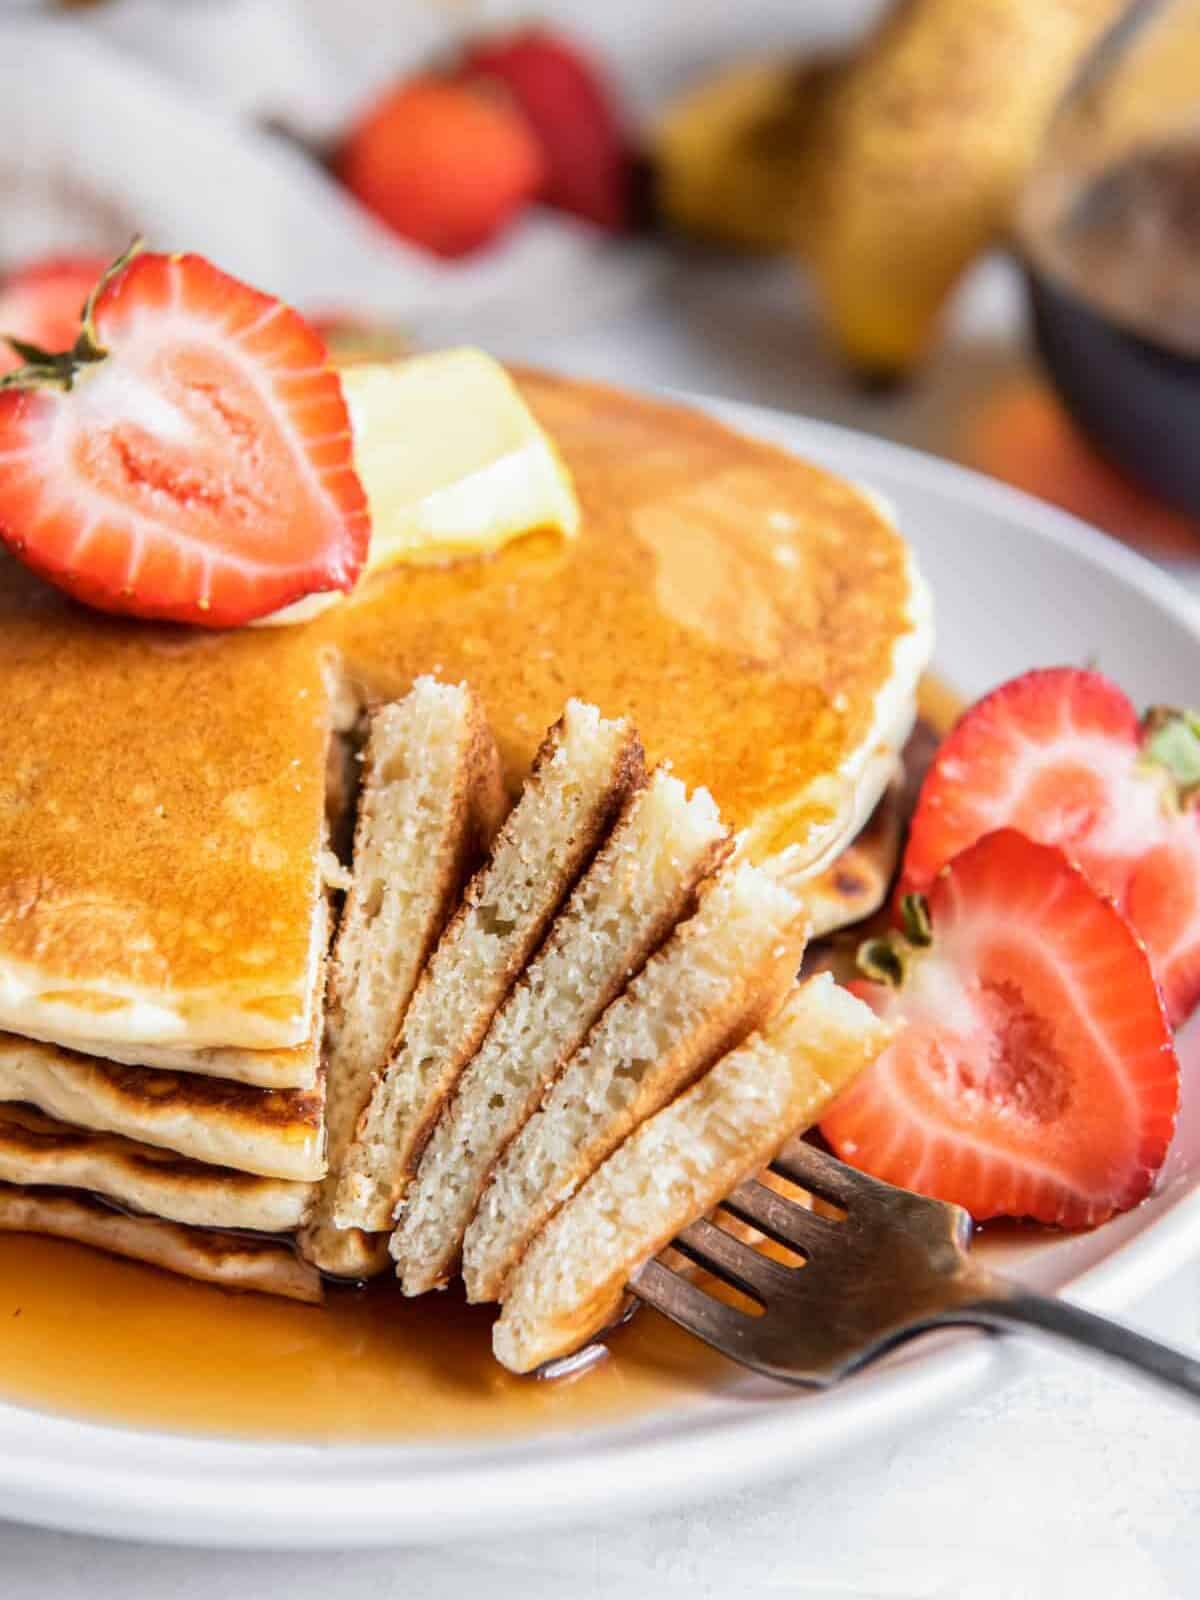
[257,349,580,628]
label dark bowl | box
[1025,260,1200,521]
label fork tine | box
[673,1217,794,1299]
[722,1177,834,1252]
[632,1252,846,1387]
[770,1138,871,1206]
[629,1257,755,1348]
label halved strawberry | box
[900,667,1200,1025]
[0,244,369,628]
[0,254,109,375]
[823,829,1179,1226]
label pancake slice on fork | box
[393,768,730,1296]
[300,678,506,1278]
[492,975,891,1374]
[334,700,643,1233]
[462,858,809,1303]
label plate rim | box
[2,391,1199,1549]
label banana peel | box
[653,56,842,253]
[805,0,1127,380]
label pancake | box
[0,1184,322,1303]
[0,372,929,1062]
[0,563,336,1052]
[794,713,943,939]
[0,1036,325,1181]
[34,897,332,1088]
[25,1028,322,1092]
[0,1105,312,1232]
[329,374,932,876]
[796,778,904,939]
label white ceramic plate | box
[2,396,1199,1549]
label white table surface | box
[4,249,1200,1597]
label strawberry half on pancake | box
[0,255,109,376]
[0,244,369,627]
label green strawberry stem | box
[858,892,932,987]
[0,236,143,393]
[1140,706,1200,810]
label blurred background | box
[2,0,1198,583]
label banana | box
[806,0,1126,379]
[653,56,841,253]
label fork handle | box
[936,1276,1200,1403]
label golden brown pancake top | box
[0,372,921,1050]
[331,375,919,835]
[0,555,334,1043]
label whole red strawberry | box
[338,76,545,259]
[459,27,633,232]
[0,242,369,628]
[0,255,109,375]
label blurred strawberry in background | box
[458,27,634,233]
[335,26,635,259]
[337,75,545,259]
[0,256,108,374]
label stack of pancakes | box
[0,374,931,1322]
[0,598,339,1299]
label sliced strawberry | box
[0,245,369,627]
[824,829,1179,1226]
[1125,713,1200,1025]
[0,254,109,375]
[900,667,1200,1025]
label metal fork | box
[628,1140,1200,1401]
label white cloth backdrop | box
[0,0,880,336]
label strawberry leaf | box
[0,237,142,394]
[1141,706,1200,807]
[898,893,933,946]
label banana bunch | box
[653,0,1126,379]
